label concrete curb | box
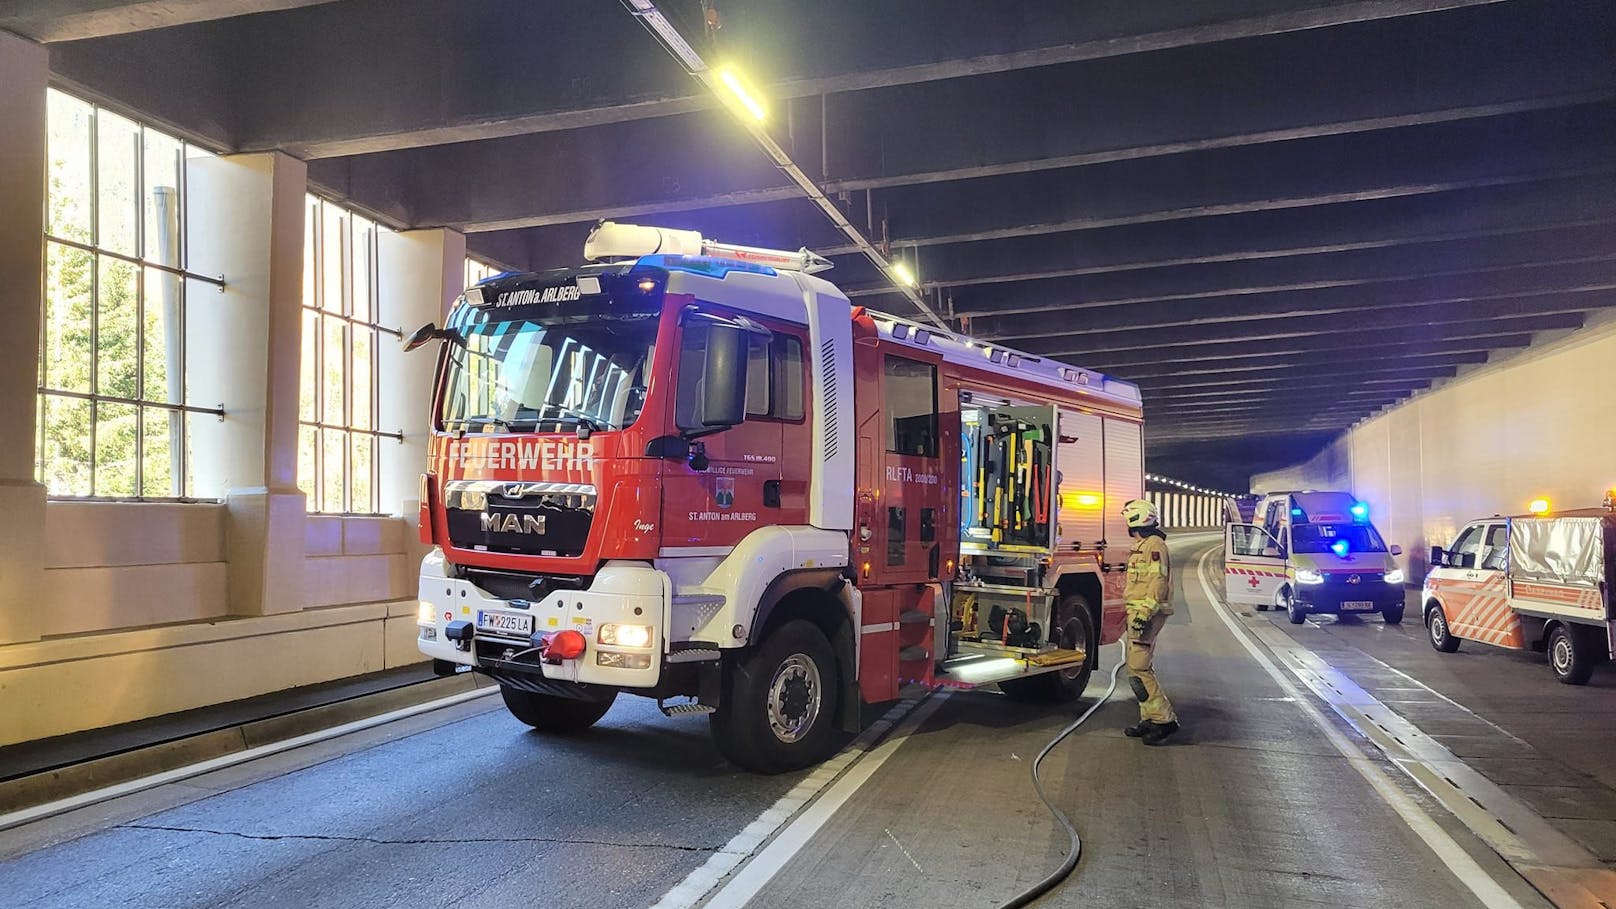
[0,671,494,814]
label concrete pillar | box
[378,228,465,520]
[186,152,308,616]
[0,33,49,644]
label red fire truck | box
[411,223,1145,772]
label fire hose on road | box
[994,658,1127,909]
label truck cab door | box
[1225,523,1287,607]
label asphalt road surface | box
[4,533,1612,908]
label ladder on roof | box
[584,220,833,274]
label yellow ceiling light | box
[715,67,766,123]
[890,261,917,287]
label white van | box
[1227,491,1406,624]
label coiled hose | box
[994,658,1126,909]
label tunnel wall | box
[1252,315,1616,580]
[0,68,461,745]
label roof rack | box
[584,221,833,274]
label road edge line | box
[652,690,949,909]
[1193,546,1527,909]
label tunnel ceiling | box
[19,0,1616,489]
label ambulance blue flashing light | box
[1330,539,1351,557]
[1350,502,1369,521]
[1291,508,1303,517]
[636,254,778,279]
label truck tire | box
[1547,624,1595,686]
[500,686,616,732]
[1426,604,1460,653]
[1382,602,1405,625]
[1000,595,1096,702]
[711,619,840,773]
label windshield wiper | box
[456,414,515,430]
[542,407,608,433]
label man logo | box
[481,512,546,534]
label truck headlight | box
[599,623,653,648]
[1295,568,1325,585]
[1383,569,1405,585]
[417,601,436,625]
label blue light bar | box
[1330,539,1351,557]
[636,254,778,279]
[1350,503,1368,521]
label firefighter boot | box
[1124,721,1152,737]
[1141,720,1180,746]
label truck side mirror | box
[1429,546,1446,567]
[1389,544,1403,557]
[404,322,439,352]
[701,323,749,429]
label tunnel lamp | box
[890,261,917,287]
[1528,498,1551,514]
[716,67,767,122]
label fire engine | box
[409,222,1144,772]
[1424,499,1616,684]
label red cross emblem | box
[1247,575,1261,588]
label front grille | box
[1321,571,1384,587]
[462,567,585,602]
[444,480,595,557]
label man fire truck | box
[410,222,1145,772]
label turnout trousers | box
[1125,611,1176,724]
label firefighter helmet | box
[1122,499,1160,529]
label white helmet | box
[1122,499,1160,529]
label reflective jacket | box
[1123,533,1173,615]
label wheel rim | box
[1430,612,1446,645]
[1552,634,1572,674]
[767,653,822,744]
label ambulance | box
[408,222,1146,772]
[1423,500,1615,684]
[1224,491,1406,624]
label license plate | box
[477,610,534,638]
[1342,601,1375,611]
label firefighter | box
[1120,498,1180,745]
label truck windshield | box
[1291,523,1387,554]
[439,303,659,433]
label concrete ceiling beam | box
[953,225,1616,322]
[977,260,1616,341]
[1012,294,1609,355]
[0,0,340,41]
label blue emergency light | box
[1350,502,1368,521]
[1330,539,1351,557]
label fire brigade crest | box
[714,477,735,509]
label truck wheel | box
[1547,624,1595,686]
[710,620,840,773]
[1382,603,1405,625]
[1000,595,1096,702]
[500,686,616,732]
[1426,604,1460,653]
[1282,588,1307,625]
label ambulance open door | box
[1224,523,1286,607]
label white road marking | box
[652,691,950,909]
[1191,548,1527,909]
[0,686,498,833]
[884,828,924,872]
